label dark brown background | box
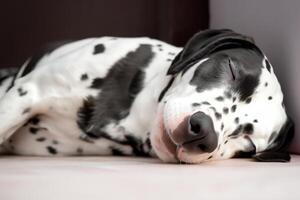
[0,0,209,67]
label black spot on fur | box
[243,123,254,134]
[157,44,162,47]
[228,125,243,137]
[159,48,163,51]
[223,107,229,114]
[128,69,145,98]
[22,107,31,114]
[224,140,228,144]
[29,127,38,134]
[111,147,125,156]
[93,44,105,54]
[36,137,46,142]
[144,136,152,151]
[265,60,271,73]
[253,119,258,123]
[221,123,224,131]
[123,135,149,156]
[232,97,236,102]
[201,101,210,105]
[47,146,57,155]
[166,58,172,62]
[224,91,232,99]
[90,78,104,89]
[30,116,40,125]
[265,82,268,87]
[207,155,213,159]
[268,96,273,100]
[77,96,95,132]
[215,96,224,101]
[231,105,237,112]
[80,73,89,81]
[221,152,224,157]
[95,133,150,156]
[168,52,176,56]
[192,102,201,107]
[234,117,239,124]
[210,106,216,112]
[82,44,154,135]
[17,87,27,96]
[158,77,175,102]
[23,116,39,127]
[245,97,252,104]
[215,112,222,120]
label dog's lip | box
[151,103,179,163]
[161,121,178,160]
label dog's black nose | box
[189,111,212,135]
[183,111,218,153]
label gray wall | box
[210,0,300,153]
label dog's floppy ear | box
[167,29,261,75]
[253,117,295,162]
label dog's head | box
[151,29,294,163]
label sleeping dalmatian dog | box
[0,29,294,163]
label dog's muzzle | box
[171,111,218,154]
[152,101,219,162]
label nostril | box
[189,111,209,135]
[190,121,201,134]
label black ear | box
[167,29,261,75]
[253,117,295,162]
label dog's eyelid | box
[228,58,236,80]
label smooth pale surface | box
[209,0,300,153]
[0,156,299,200]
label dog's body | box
[0,30,294,163]
[0,37,180,157]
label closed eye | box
[228,59,236,80]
